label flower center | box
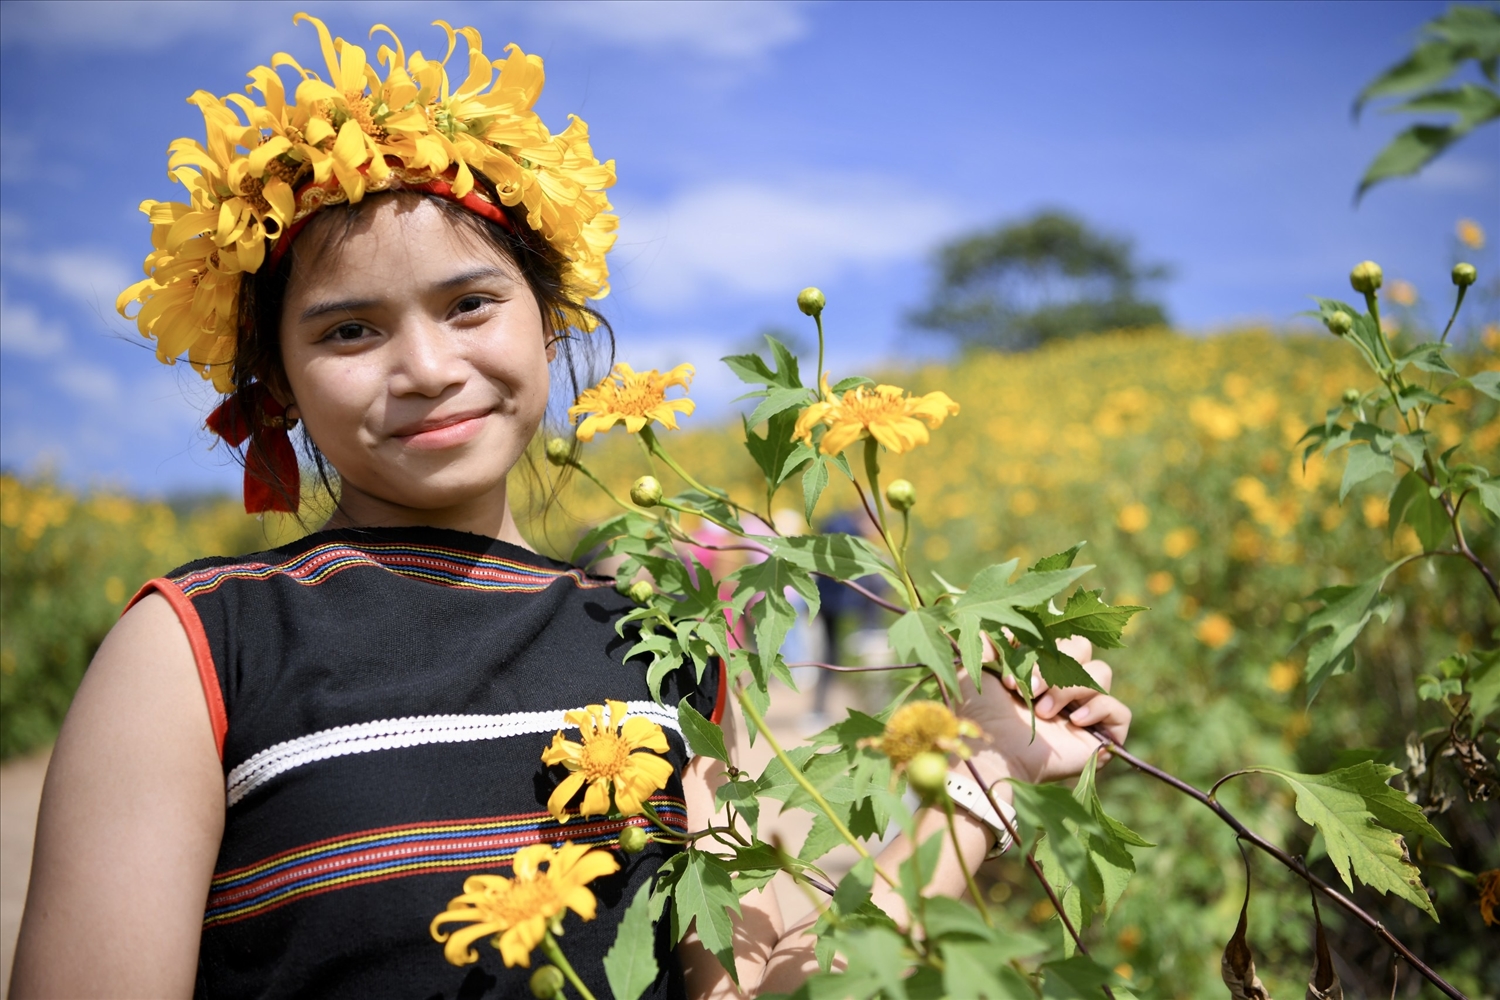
[839,387,904,425]
[492,875,564,926]
[602,380,665,418]
[580,732,631,780]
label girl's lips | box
[394,411,490,450]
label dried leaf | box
[1305,884,1344,1000]
[1222,849,1272,1000]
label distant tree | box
[908,210,1171,352]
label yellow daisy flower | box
[542,699,675,822]
[794,375,959,456]
[430,841,620,967]
[568,363,696,442]
[865,700,978,766]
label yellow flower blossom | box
[1116,503,1150,533]
[794,375,959,456]
[568,363,695,442]
[430,841,619,967]
[542,699,674,822]
[865,701,978,766]
[117,14,617,391]
[1457,218,1486,250]
[1195,612,1235,649]
[1387,279,1417,307]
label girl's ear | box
[545,334,559,364]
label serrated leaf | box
[603,880,660,1000]
[744,409,808,491]
[748,386,813,427]
[1030,588,1145,650]
[889,609,960,692]
[1030,542,1086,572]
[714,776,760,833]
[1340,443,1394,501]
[1299,565,1401,700]
[1036,647,1105,693]
[1009,780,1103,887]
[729,556,819,661]
[832,855,875,915]
[678,698,729,763]
[1469,370,1500,401]
[763,532,894,582]
[802,454,830,523]
[673,849,742,981]
[1246,764,1441,918]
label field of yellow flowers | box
[2,327,1495,995]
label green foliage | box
[908,210,1171,352]
[603,881,659,1000]
[1355,3,1500,197]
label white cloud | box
[52,363,122,404]
[0,289,69,357]
[530,0,809,59]
[614,175,957,312]
[0,0,242,49]
[25,249,135,312]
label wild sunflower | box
[864,700,978,766]
[542,700,675,822]
[430,841,620,967]
[794,375,959,456]
[568,363,696,442]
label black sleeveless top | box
[134,526,722,1000]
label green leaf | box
[722,335,802,390]
[1387,470,1450,550]
[1467,649,1500,733]
[1356,40,1461,111]
[1358,123,1467,197]
[833,926,912,1000]
[748,386,813,427]
[941,940,1036,999]
[603,880,660,1000]
[678,698,729,763]
[744,409,809,492]
[1390,82,1500,129]
[1030,542,1086,572]
[763,533,894,582]
[1246,763,1444,919]
[831,856,875,916]
[830,375,875,392]
[730,557,820,661]
[714,776,760,833]
[1029,588,1146,651]
[801,454,830,523]
[1299,565,1401,700]
[1009,780,1103,887]
[1469,370,1500,402]
[890,609,960,692]
[1042,954,1117,999]
[1340,443,1395,501]
[1476,478,1500,521]
[672,849,742,981]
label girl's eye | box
[453,295,490,316]
[326,322,369,343]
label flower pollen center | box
[581,732,631,779]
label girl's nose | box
[389,318,468,398]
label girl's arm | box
[9,593,225,999]
[679,638,1130,998]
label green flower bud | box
[797,286,826,318]
[1326,311,1353,336]
[630,475,663,507]
[906,751,949,798]
[1350,260,1383,295]
[619,826,649,854]
[1342,388,1360,406]
[530,965,565,999]
[1453,262,1477,288]
[544,437,571,466]
[627,580,655,604]
[885,478,916,512]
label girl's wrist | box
[959,750,1014,805]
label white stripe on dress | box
[224,701,686,807]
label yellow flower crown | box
[117,13,617,392]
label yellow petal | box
[547,771,586,823]
[579,778,612,816]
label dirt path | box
[1,748,49,999]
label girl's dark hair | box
[231,189,614,524]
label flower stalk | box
[541,931,596,1000]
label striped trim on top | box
[204,798,688,927]
[226,702,688,807]
[171,541,611,599]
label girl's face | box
[278,197,552,530]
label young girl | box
[10,16,1131,999]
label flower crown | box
[116,13,618,393]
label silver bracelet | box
[945,772,1016,859]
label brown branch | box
[1090,730,1467,1000]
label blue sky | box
[1,0,1496,495]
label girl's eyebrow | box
[298,268,516,321]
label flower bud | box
[1453,262,1477,288]
[619,826,649,854]
[885,478,916,511]
[1341,388,1360,406]
[797,286,826,318]
[1349,261,1383,295]
[630,475,663,507]
[906,751,949,798]
[530,965,565,999]
[627,580,655,604]
[544,437,571,466]
[1326,311,1353,336]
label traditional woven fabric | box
[130,526,720,1000]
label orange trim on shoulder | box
[709,656,728,726]
[126,579,227,761]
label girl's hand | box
[958,635,1130,786]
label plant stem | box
[1090,730,1467,1000]
[814,313,827,397]
[862,439,921,609]
[541,931,597,1000]
[734,685,899,889]
[941,795,993,927]
[571,461,637,515]
[1439,284,1467,345]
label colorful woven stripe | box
[204,798,687,927]
[174,541,609,599]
